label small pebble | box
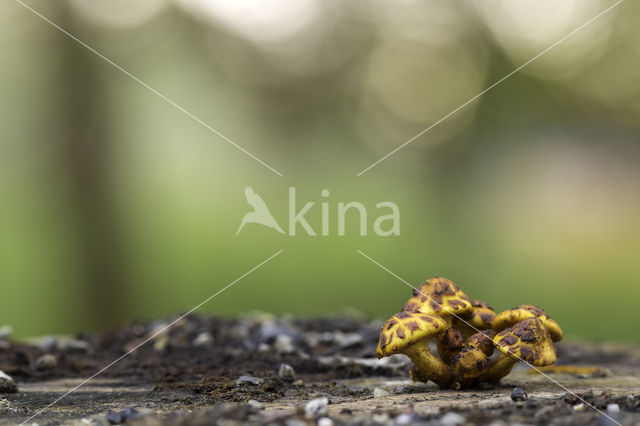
[606,403,620,413]
[293,379,304,386]
[192,332,213,347]
[106,410,124,424]
[574,403,585,411]
[296,349,310,360]
[247,399,264,411]
[106,407,140,424]
[395,413,415,425]
[305,396,329,419]
[39,336,57,352]
[152,334,169,352]
[123,407,137,417]
[318,417,334,426]
[333,331,363,348]
[35,354,58,370]
[274,334,295,354]
[278,363,295,379]
[372,413,390,423]
[57,338,92,353]
[230,323,251,340]
[0,371,17,394]
[258,319,298,342]
[0,326,12,341]
[511,387,528,402]
[236,375,264,386]
[440,412,465,426]
[373,387,390,398]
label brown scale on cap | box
[402,278,473,322]
[376,312,454,388]
[492,304,563,342]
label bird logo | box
[236,186,285,235]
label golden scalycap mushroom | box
[452,348,489,389]
[376,312,454,388]
[467,330,496,357]
[376,312,447,358]
[493,304,563,342]
[493,317,557,366]
[402,278,473,319]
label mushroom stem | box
[436,328,464,364]
[480,354,518,385]
[404,344,454,388]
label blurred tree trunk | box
[55,3,126,330]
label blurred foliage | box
[1,0,639,341]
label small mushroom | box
[453,300,496,338]
[452,348,489,389]
[376,312,454,388]
[467,329,496,357]
[436,327,465,364]
[492,304,562,342]
[402,278,473,326]
[481,317,557,384]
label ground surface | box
[0,314,639,425]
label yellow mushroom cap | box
[492,304,563,342]
[454,300,496,331]
[493,317,557,367]
[452,348,489,380]
[376,312,448,358]
[401,277,473,318]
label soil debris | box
[0,371,17,394]
[0,314,638,425]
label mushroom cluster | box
[375,277,562,389]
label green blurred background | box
[1,0,639,341]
